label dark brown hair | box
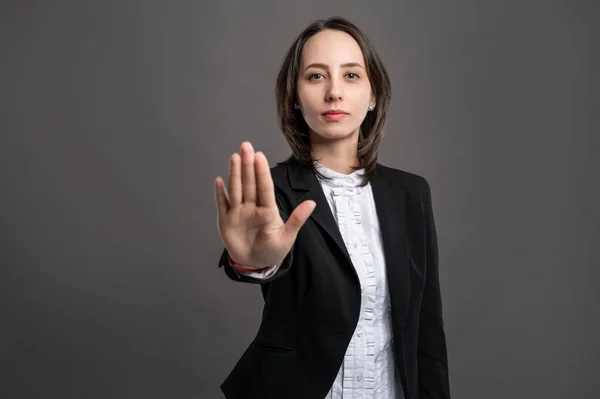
[275,16,392,186]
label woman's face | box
[296,29,375,143]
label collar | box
[314,161,365,188]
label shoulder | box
[376,163,432,199]
[269,160,289,184]
[267,159,295,214]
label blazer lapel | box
[286,158,353,269]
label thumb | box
[282,200,316,239]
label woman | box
[214,17,450,399]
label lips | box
[322,110,348,121]
[322,110,347,116]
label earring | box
[294,103,300,109]
[368,105,374,111]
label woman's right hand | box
[214,142,316,269]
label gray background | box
[1,0,598,398]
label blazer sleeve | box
[417,178,451,398]
[217,187,294,284]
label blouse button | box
[356,374,362,382]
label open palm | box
[214,142,316,269]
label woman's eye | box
[308,73,324,80]
[346,73,359,79]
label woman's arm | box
[417,178,451,399]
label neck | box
[309,130,360,175]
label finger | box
[228,153,242,207]
[254,151,275,208]
[283,200,316,238]
[240,142,257,203]
[214,176,230,218]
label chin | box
[309,124,359,141]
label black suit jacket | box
[218,157,450,399]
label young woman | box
[214,17,450,399]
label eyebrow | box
[303,62,365,71]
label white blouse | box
[240,162,403,398]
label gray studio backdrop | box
[1,1,598,398]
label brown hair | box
[275,16,392,186]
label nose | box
[325,77,343,102]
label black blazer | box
[218,157,450,399]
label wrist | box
[227,254,272,273]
